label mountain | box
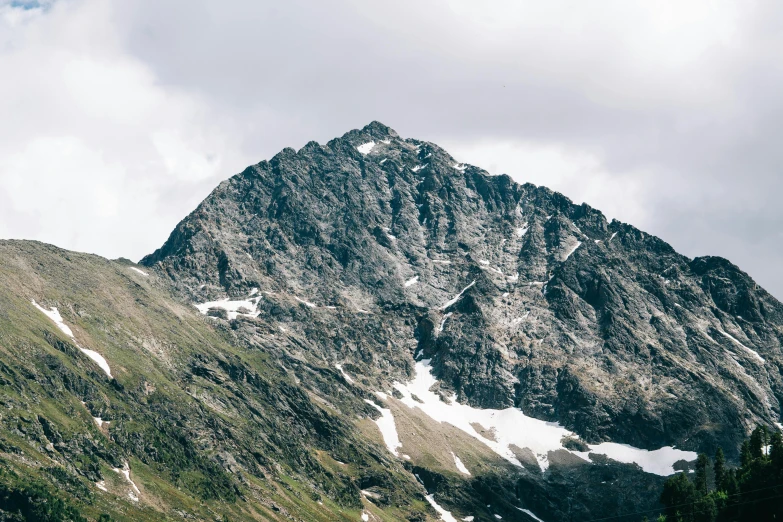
[1,122,781,521]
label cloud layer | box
[2,0,782,297]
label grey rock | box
[143,121,783,459]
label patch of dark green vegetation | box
[643,426,783,521]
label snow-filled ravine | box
[425,494,458,522]
[365,397,402,456]
[32,300,113,378]
[370,359,695,476]
[113,461,141,502]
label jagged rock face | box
[143,121,783,458]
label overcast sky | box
[2,0,782,297]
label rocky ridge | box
[145,121,783,457]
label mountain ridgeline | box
[146,121,782,455]
[0,121,781,521]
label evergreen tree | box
[769,430,783,471]
[654,426,783,522]
[713,448,725,492]
[740,440,752,468]
[719,469,740,522]
[661,472,697,522]
[749,425,768,459]
[694,453,709,495]
[694,494,717,522]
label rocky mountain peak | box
[142,122,782,460]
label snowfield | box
[368,360,696,475]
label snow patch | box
[113,461,140,502]
[571,444,696,476]
[515,226,529,238]
[357,141,376,155]
[562,241,582,262]
[95,481,107,492]
[452,163,467,172]
[609,232,618,242]
[433,259,452,265]
[336,363,354,384]
[294,296,317,308]
[452,452,471,475]
[479,259,490,265]
[404,276,419,287]
[361,512,369,521]
[717,329,765,363]
[441,281,476,310]
[80,349,113,378]
[194,295,260,320]
[412,164,428,172]
[516,508,545,522]
[425,494,458,522]
[382,227,396,240]
[128,267,148,276]
[32,300,74,337]
[364,399,402,456]
[362,489,381,499]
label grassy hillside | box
[0,240,432,521]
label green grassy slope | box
[0,240,431,521]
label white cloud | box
[1,0,782,299]
[444,140,654,228]
[0,0,254,258]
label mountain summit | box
[1,122,781,521]
[145,121,782,452]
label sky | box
[1,0,782,297]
